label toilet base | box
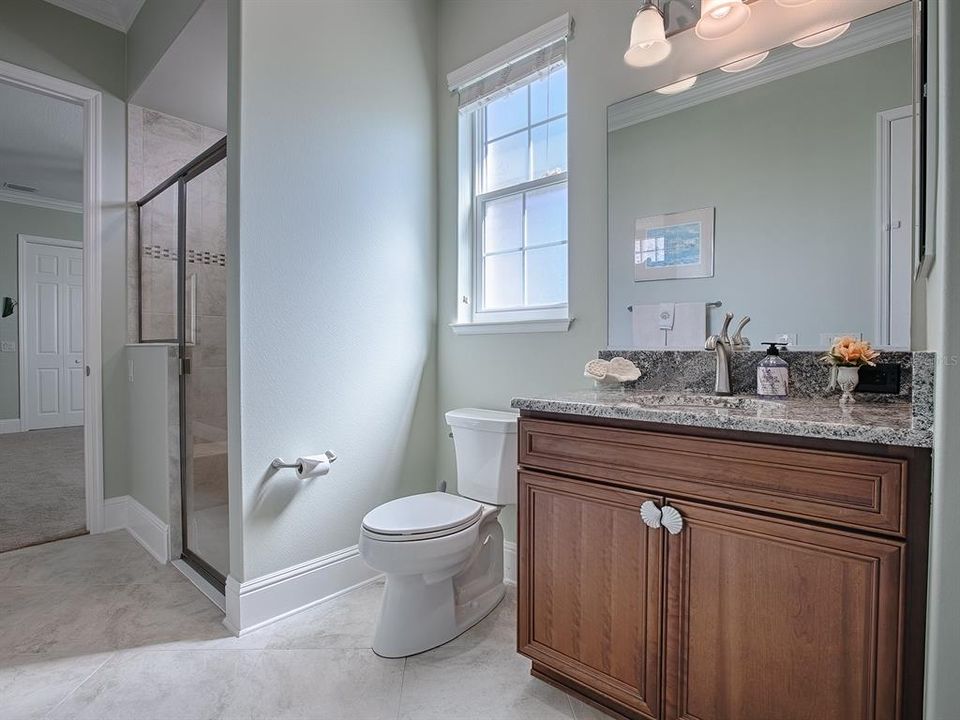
[371,517,505,658]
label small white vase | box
[836,365,860,403]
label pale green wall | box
[608,41,912,348]
[126,0,205,98]
[229,0,438,580]
[0,0,129,500]
[0,201,84,420]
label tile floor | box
[0,532,603,720]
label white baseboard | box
[101,495,170,564]
[224,546,380,636]
[504,540,517,585]
[0,418,22,434]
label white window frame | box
[449,17,573,335]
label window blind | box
[447,14,572,112]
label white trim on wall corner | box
[102,496,170,564]
[224,547,381,637]
[0,418,22,434]
[0,189,83,214]
[504,540,517,585]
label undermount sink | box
[625,393,786,411]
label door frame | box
[875,104,915,349]
[17,234,85,431]
[0,60,105,534]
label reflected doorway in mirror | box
[634,207,715,282]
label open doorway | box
[0,66,103,552]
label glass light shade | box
[655,76,697,95]
[720,50,769,73]
[624,5,672,67]
[696,0,751,40]
[775,0,816,6]
[793,22,851,48]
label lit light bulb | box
[720,50,769,73]
[655,76,697,95]
[696,0,751,40]
[793,22,851,48]
[624,2,672,68]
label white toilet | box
[359,408,518,658]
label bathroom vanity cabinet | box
[516,415,931,720]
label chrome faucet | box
[704,313,750,396]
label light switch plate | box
[0,341,16,352]
[128,359,135,383]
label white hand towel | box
[665,302,708,349]
[631,304,667,349]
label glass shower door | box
[180,144,228,584]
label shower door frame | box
[137,137,228,592]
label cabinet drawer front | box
[519,418,907,535]
[518,471,663,720]
[664,500,904,720]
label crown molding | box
[0,189,83,214]
[609,3,913,132]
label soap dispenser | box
[757,343,789,399]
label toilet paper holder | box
[271,450,338,472]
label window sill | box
[449,317,574,335]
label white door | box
[20,238,84,430]
[877,106,914,349]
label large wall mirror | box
[607,0,921,351]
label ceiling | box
[41,0,146,32]
[0,82,83,204]
[130,0,227,131]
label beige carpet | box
[0,426,86,553]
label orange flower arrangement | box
[821,336,881,367]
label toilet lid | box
[362,492,482,538]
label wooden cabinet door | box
[518,470,664,719]
[664,500,904,720]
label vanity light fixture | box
[792,22,851,48]
[624,1,672,68]
[720,50,769,73]
[655,76,698,94]
[696,0,751,40]
[775,0,816,6]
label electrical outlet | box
[820,332,862,347]
[0,341,15,352]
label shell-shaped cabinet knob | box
[661,505,684,535]
[640,501,662,529]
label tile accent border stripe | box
[102,495,170,564]
[224,547,381,637]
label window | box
[448,15,572,333]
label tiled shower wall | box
[126,104,226,343]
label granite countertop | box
[511,388,933,448]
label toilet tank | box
[445,408,519,505]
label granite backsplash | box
[599,350,935,406]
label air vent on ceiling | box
[2,182,39,194]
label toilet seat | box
[361,492,483,542]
